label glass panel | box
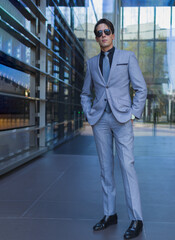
[46,6,55,28]
[0,64,30,96]
[1,28,31,64]
[96,0,106,19]
[85,0,102,58]
[167,7,175,91]
[73,7,86,39]
[0,96,31,130]
[156,7,170,39]
[47,55,53,75]
[151,42,169,123]
[123,7,138,40]
[172,7,175,37]
[140,7,154,39]
[120,7,123,41]
[122,41,138,57]
[88,0,97,39]
[74,0,102,47]
[0,0,30,30]
[155,42,168,84]
[139,41,154,83]
[58,7,71,26]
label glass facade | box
[0,0,98,174]
[45,0,85,147]
[120,3,175,124]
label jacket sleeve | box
[128,51,147,119]
[80,60,94,117]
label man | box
[81,18,147,239]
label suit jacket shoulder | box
[114,49,136,64]
[116,49,134,55]
[87,54,99,66]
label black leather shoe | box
[93,214,118,231]
[124,220,143,239]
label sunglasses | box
[96,29,111,38]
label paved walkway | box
[0,123,175,240]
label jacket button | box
[104,99,107,101]
[106,86,109,88]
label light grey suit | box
[81,49,147,220]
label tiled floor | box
[0,124,175,240]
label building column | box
[114,0,121,49]
[38,0,47,147]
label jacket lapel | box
[96,53,105,83]
[107,49,120,83]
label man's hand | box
[131,114,135,125]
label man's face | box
[95,23,115,51]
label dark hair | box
[94,18,115,36]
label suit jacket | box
[81,49,147,125]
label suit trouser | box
[92,111,143,220]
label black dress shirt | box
[99,46,115,75]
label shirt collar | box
[101,46,115,56]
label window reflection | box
[0,64,30,96]
[156,7,170,39]
[46,6,55,28]
[87,0,98,39]
[139,41,154,82]
[59,7,71,26]
[167,30,175,90]
[172,7,175,37]
[0,0,31,30]
[123,41,138,57]
[140,7,154,39]
[0,96,30,130]
[123,7,138,40]
[155,42,168,81]
[1,28,31,64]
[73,7,86,39]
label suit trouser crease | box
[115,133,142,220]
[93,118,116,215]
[92,112,143,220]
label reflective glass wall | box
[0,0,98,174]
[120,2,175,124]
[0,0,45,170]
[45,0,85,147]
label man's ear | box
[112,34,115,40]
[95,37,99,43]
